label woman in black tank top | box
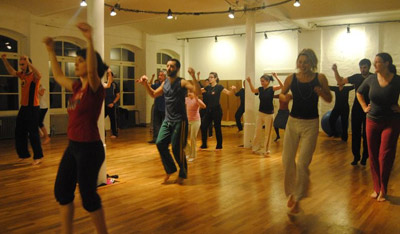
[279,49,332,217]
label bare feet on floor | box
[42,137,51,145]
[370,191,378,198]
[377,193,386,202]
[287,194,295,208]
[32,159,42,165]
[174,177,184,185]
[162,174,172,184]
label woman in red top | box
[44,22,108,234]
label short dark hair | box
[76,49,108,78]
[168,58,181,70]
[359,58,371,68]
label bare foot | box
[162,174,172,184]
[377,193,386,202]
[17,158,29,163]
[370,191,379,199]
[175,177,184,185]
[32,159,42,165]
[42,137,51,145]
[287,194,295,208]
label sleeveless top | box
[290,73,320,119]
[163,77,187,122]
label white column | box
[88,0,107,185]
[243,11,256,148]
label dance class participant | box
[234,80,245,132]
[357,52,400,202]
[280,49,332,216]
[246,72,283,155]
[44,22,108,233]
[197,72,213,138]
[332,59,372,165]
[1,54,44,165]
[200,72,236,150]
[138,63,201,185]
[38,84,51,144]
[185,89,206,162]
[273,92,291,142]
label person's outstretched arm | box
[272,73,283,91]
[1,54,17,77]
[245,76,259,94]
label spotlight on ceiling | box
[347,25,351,33]
[110,7,117,16]
[167,9,173,19]
[228,7,235,19]
[215,36,218,43]
[293,0,300,7]
[264,32,268,39]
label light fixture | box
[186,38,189,43]
[6,45,12,50]
[80,0,87,7]
[228,7,235,19]
[347,25,350,33]
[167,9,173,19]
[5,42,10,45]
[293,0,300,7]
[264,32,268,39]
[110,7,117,16]
[215,36,218,43]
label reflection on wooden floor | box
[0,127,399,233]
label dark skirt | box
[274,109,289,129]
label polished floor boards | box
[0,127,400,233]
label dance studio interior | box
[0,0,400,233]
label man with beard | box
[332,59,372,166]
[138,59,201,184]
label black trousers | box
[235,105,244,131]
[152,109,165,141]
[54,140,104,212]
[15,106,43,159]
[329,106,349,140]
[351,106,368,161]
[105,106,118,136]
[200,109,213,137]
[201,106,223,149]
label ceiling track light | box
[228,7,235,19]
[167,9,173,19]
[80,0,87,7]
[264,32,268,39]
[110,7,117,16]
[293,0,300,7]
[347,25,351,33]
[215,36,218,43]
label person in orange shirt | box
[1,54,43,165]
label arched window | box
[109,47,135,106]
[0,35,19,111]
[48,40,81,109]
[156,52,172,75]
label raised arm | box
[149,73,155,84]
[23,55,41,81]
[137,75,163,98]
[222,85,236,96]
[332,64,349,85]
[187,67,201,95]
[1,54,18,77]
[194,95,206,109]
[103,68,113,89]
[315,73,332,103]
[76,22,101,92]
[245,76,258,93]
[43,37,74,91]
[272,72,283,91]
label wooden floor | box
[1,126,400,234]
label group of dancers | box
[1,20,399,232]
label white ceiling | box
[4,0,400,35]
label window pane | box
[157,53,161,64]
[48,61,61,77]
[0,94,18,110]
[110,65,120,78]
[64,42,80,57]
[110,48,121,61]
[49,78,61,92]
[0,35,18,53]
[161,53,172,64]
[0,59,18,75]
[65,62,75,77]
[65,94,73,108]
[55,41,62,56]
[50,94,62,108]
[123,80,135,92]
[0,76,18,93]
[123,93,135,105]
[121,49,134,62]
[122,66,135,79]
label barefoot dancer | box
[44,22,109,233]
[280,49,332,216]
[1,54,43,165]
[138,64,201,185]
[246,73,283,155]
[357,53,400,202]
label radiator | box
[50,114,69,135]
[0,116,17,140]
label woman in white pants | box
[279,49,332,216]
[246,73,283,156]
[185,89,206,162]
